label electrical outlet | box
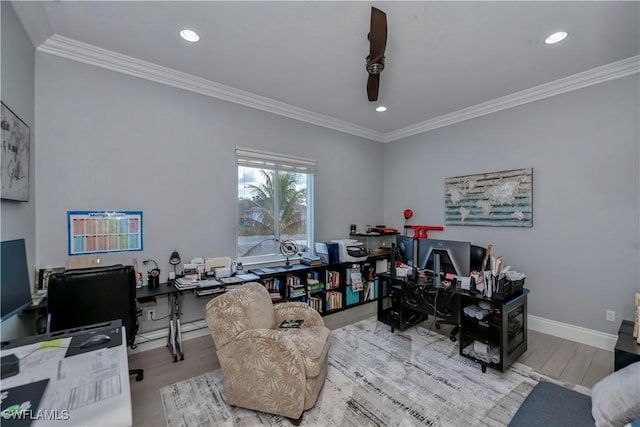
[147,309,155,321]
[606,310,615,322]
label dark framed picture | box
[1,102,30,201]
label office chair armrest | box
[273,302,324,327]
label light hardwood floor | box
[128,303,613,426]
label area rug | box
[161,317,587,427]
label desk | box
[376,272,529,373]
[376,273,459,340]
[136,284,184,362]
[0,323,132,426]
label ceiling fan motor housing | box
[366,57,385,75]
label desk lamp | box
[169,250,181,279]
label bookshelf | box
[250,254,389,317]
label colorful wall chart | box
[68,211,143,256]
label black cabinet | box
[459,290,528,372]
[615,320,640,371]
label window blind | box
[236,147,317,175]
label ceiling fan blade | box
[367,74,380,102]
[368,7,387,66]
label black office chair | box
[47,264,144,381]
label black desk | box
[23,285,186,363]
[376,273,459,340]
[136,284,184,362]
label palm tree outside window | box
[236,148,315,264]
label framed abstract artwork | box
[445,168,533,227]
[1,102,30,201]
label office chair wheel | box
[136,372,144,381]
[435,322,441,330]
[449,335,457,343]
[481,365,487,373]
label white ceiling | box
[13,1,640,141]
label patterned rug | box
[161,317,587,427]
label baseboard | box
[128,320,210,354]
[528,315,617,351]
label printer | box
[331,239,369,262]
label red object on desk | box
[405,225,444,239]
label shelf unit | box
[349,232,399,254]
[250,254,390,316]
[459,290,529,373]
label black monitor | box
[470,245,487,272]
[1,239,33,321]
[417,238,471,277]
[396,235,415,266]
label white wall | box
[383,75,640,334]
[34,53,386,329]
[1,2,37,340]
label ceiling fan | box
[366,6,387,102]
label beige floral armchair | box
[204,282,331,425]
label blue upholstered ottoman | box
[508,381,594,427]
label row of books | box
[326,290,343,311]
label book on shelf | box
[286,276,303,288]
[300,255,322,266]
[269,291,282,301]
[326,271,340,289]
[350,272,364,291]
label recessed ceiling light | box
[376,106,387,112]
[544,31,568,45]
[180,29,200,43]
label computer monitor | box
[396,235,415,266]
[417,238,471,277]
[470,245,487,272]
[1,239,33,321]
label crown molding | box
[35,34,637,144]
[385,55,640,142]
[11,1,53,49]
[38,35,386,142]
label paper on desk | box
[44,347,123,411]
[0,338,71,389]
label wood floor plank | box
[582,347,614,388]
[540,339,579,379]
[517,329,543,362]
[517,334,562,370]
[558,343,598,385]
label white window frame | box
[236,147,316,266]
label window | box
[236,147,315,264]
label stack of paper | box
[174,277,199,290]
